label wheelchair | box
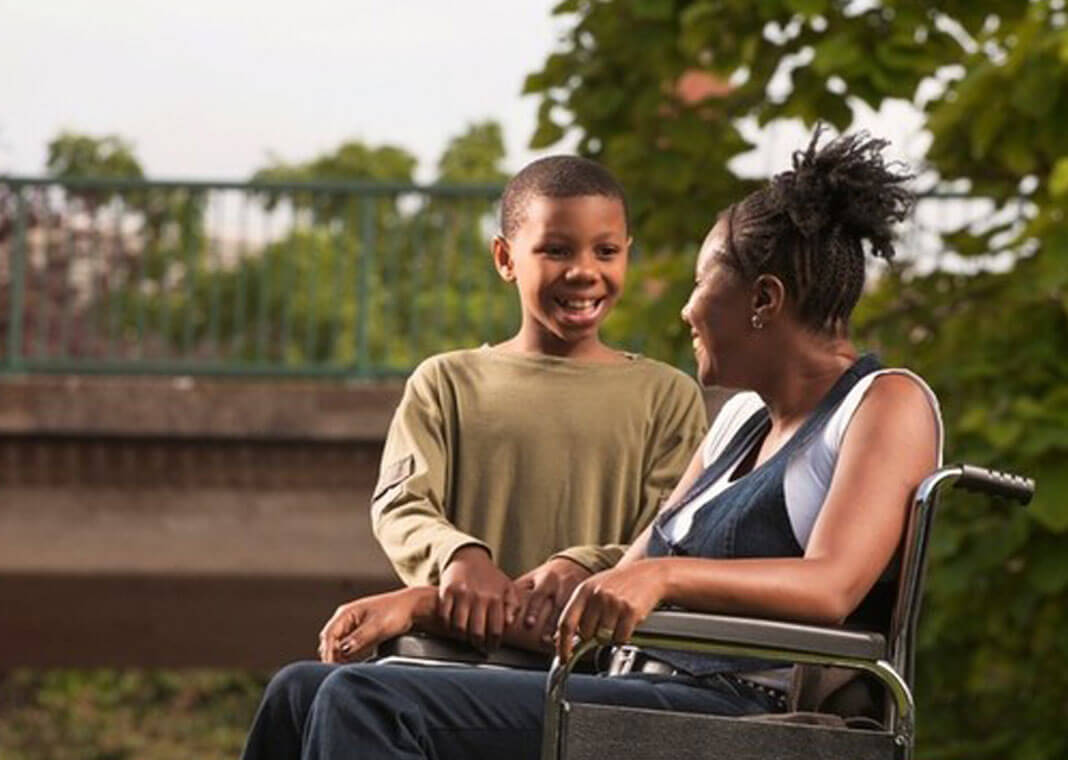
[376,463,1034,760]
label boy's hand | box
[515,557,592,642]
[439,546,520,652]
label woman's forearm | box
[655,556,856,624]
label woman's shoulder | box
[826,367,943,461]
[841,368,940,422]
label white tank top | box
[663,369,944,545]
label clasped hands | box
[319,547,665,664]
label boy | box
[370,156,707,651]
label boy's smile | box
[494,194,629,357]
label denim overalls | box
[644,354,894,676]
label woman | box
[241,130,941,760]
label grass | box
[0,669,269,760]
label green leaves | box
[1027,464,1068,533]
[630,0,677,21]
[436,121,509,183]
[1049,157,1068,197]
[530,100,567,149]
[251,141,417,185]
[46,131,144,180]
[785,0,827,15]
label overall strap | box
[655,405,770,526]
[657,353,882,527]
[771,353,883,459]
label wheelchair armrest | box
[632,610,887,662]
[377,632,552,670]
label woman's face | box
[681,220,753,387]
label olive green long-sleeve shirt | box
[370,347,708,585]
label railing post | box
[6,186,28,371]
[357,195,374,378]
[181,190,199,357]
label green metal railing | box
[0,176,987,379]
[0,176,514,378]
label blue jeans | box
[241,660,779,760]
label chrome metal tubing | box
[541,639,599,760]
[540,635,915,760]
[888,465,962,686]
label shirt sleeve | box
[370,359,490,586]
[552,370,709,574]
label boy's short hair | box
[499,155,629,239]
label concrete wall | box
[0,375,403,669]
[0,375,727,669]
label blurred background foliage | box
[1,121,516,369]
[0,670,267,760]
[3,1,1067,758]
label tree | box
[46,131,143,180]
[2,131,148,361]
[525,2,1067,758]
[143,122,515,370]
[436,120,510,184]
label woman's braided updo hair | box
[722,127,915,334]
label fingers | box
[438,586,456,629]
[336,623,379,663]
[554,583,634,661]
[534,596,561,646]
[502,583,521,628]
[523,585,554,629]
[486,598,504,652]
[449,592,472,641]
[468,596,489,651]
[318,604,361,663]
[576,589,621,645]
[555,585,589,662]
[614,597,647,645]
[441,582,519,651]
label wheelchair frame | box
[538,463,1035,760]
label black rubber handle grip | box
[954,464,1035,504]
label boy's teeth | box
[562,299,596,309]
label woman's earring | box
[751,314,764,330]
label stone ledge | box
[0,374,731,440]
[0,374,404,440]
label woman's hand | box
[515,557,591,641]
[554,560,668,662]
[439,546,521,652]
[318,587,436,663]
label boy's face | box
[495,194,629,347]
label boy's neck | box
[495,330,625,363]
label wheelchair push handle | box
[954,464,1035,504]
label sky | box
[0,0,572,180]
[0,1,936,185]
